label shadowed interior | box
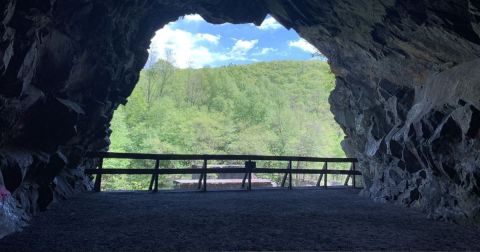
[0,0,480,238]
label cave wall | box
[273,0,480,222]
[0,0,269,237]
[1,0,479,237]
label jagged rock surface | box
[0,0,479,238]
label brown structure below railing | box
[84,152,361,192]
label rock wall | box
[0,0,479,237]
[0,0,268,238]
[270,0,480,222]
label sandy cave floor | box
[1,188,480,251]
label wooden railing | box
[84,152,361,192]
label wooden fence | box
[84,152,361,192]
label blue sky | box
[147,14,325,69]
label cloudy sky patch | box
[147,15,324,68]
[288,38,320,54]
[258,16,283,30]
[182,14,205,22]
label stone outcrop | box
[0,0,479,237]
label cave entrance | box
[103,14,348,191]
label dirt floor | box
[1,188,480,251]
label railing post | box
[149,160,158,191]
[344,166,351,186]
[93,158,103,192]
[281,171,288,188]
[241,172,248,189]
[247,161,251,191]
[202,159,207,192]
[316,162,326,187]
[324,161,328,188]
[352,161,356,189]
[197,165,203,189]
[288,160,292,190]
[149,174,155,191]
[153,159,160,192]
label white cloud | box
[258,16,283,30]
[212,39,259,62]
[253,47,277,56]
[197,34,221,44]
[148,26,221,68]
[148,25,260,68]
[230,39,258,56]
[183,14,205,22]
[288,38,319,54]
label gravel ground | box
[1,188,480,251]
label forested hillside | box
[105,60,346,189]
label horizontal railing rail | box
[85,152,361,192]
[85,168,362,175]
[87,152,358,162]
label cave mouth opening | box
[3,0,480,242]
[103,14,348,191]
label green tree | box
[107,60,347,190]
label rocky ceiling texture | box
[1,0,480,237]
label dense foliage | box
[105,60,346,189]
